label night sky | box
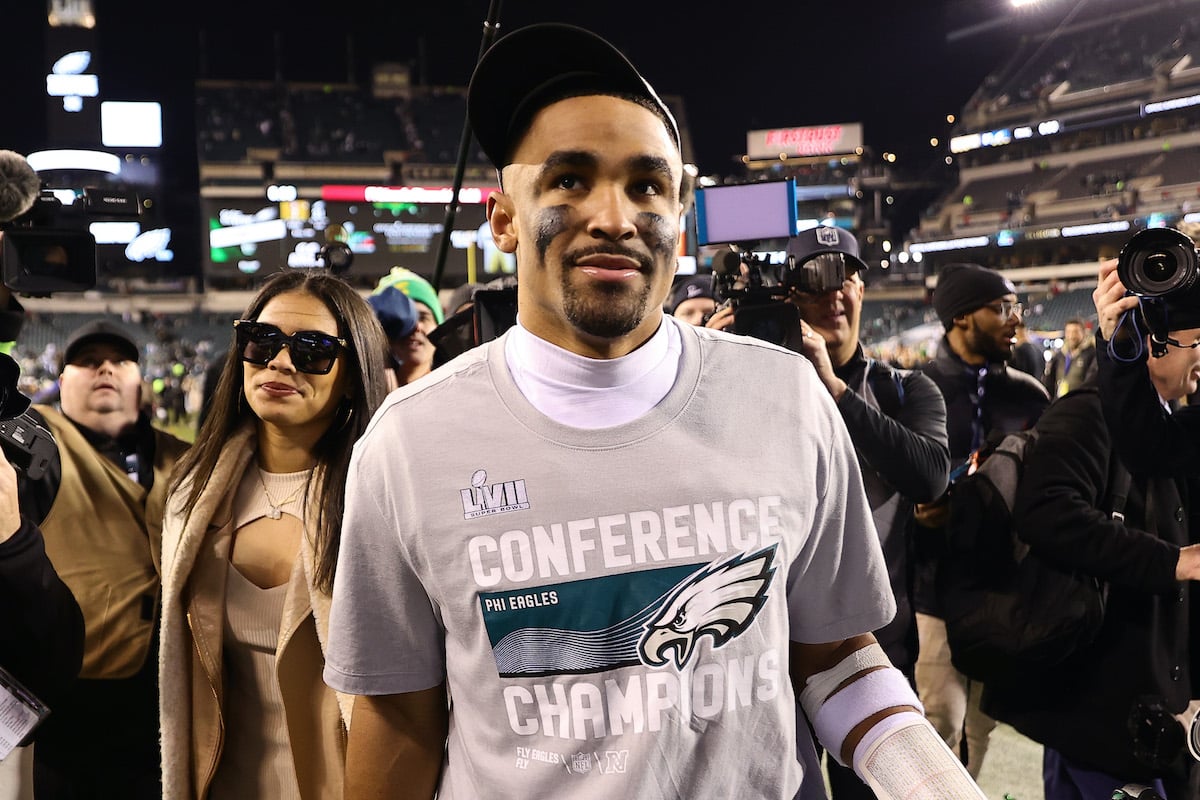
[0,0,1039,175]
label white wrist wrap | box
[852,711,986,799]
[798,642,892,716]
[808,666,922,766]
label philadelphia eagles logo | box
[638,546,777,669]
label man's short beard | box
[561,274,653,339]
[968,320,1013,363]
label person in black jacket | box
[783,226,951,799]
[912,262,1051,778]
[1094,255,1200,478]
[1043,317,1098,398]
[0,296,83,750]
[988,369,1198,798]
[707,226,952,799]
[0,450,84,744]
[1091,255,1200,799]
[1010,319,1045,379]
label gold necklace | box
[257,469,306,520]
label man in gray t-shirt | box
[325,23,986,800]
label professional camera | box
[0,187,142,295]
[428,281,518,368]
[1116,227,1200,355]
[1118,227,1200,302]
[0,353,56,480]
[693,179,867,345]
[710,225,868,346]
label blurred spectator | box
[1010,319,1045,379]
[18,318,190,798]
[368,267,444,386]
[366,284,419,390]
[667,274,716,327]
[1044,317,1097,398]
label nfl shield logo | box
[816,227,841,247]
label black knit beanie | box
[933,263,1017,327]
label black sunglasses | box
[234,320,348,375]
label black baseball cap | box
[785,226,868,273]
[64,319,140,364]
[467,23,680,169]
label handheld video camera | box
[695,180,865,346]
[0,353,56,480]
[1117,227,1200,355]
[0,187,140,296]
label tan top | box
[209,567,297,799]
[207,467,309,799]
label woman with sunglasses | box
[157,269,390,799]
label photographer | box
[1093,251,1200,798]
[15,318,189,798]
[782,227,951,799]
[0,290,82,800]
[708,230,952,797]
[1095,251,1200,480]
[984,305,1200,798]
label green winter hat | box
[372,267,444,325]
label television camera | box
[694,180,867,345]
[0,150,140,296]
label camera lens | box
[1118,227,1200,297]
[1142,252,1178,283]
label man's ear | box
[486,192,519,255]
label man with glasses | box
[911,262,1050,779]
[17,318,189,798]
[784,226,951,799]
[974,256,1200,800]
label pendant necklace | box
[257,469,306,520]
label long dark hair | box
[169,269,391,593]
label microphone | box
[0,151,40,224]
[716,250,743,277]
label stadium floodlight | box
[1011,0,1043,7]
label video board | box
[202,184,516,289]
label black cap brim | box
[467,23,679,169]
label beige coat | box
[158,424,353,800]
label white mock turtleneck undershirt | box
[503,316,682,429]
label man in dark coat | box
[987,371,1193,798]
[785,226,951,799]
[1089,256,1200,799]
[912,262,1050,778]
